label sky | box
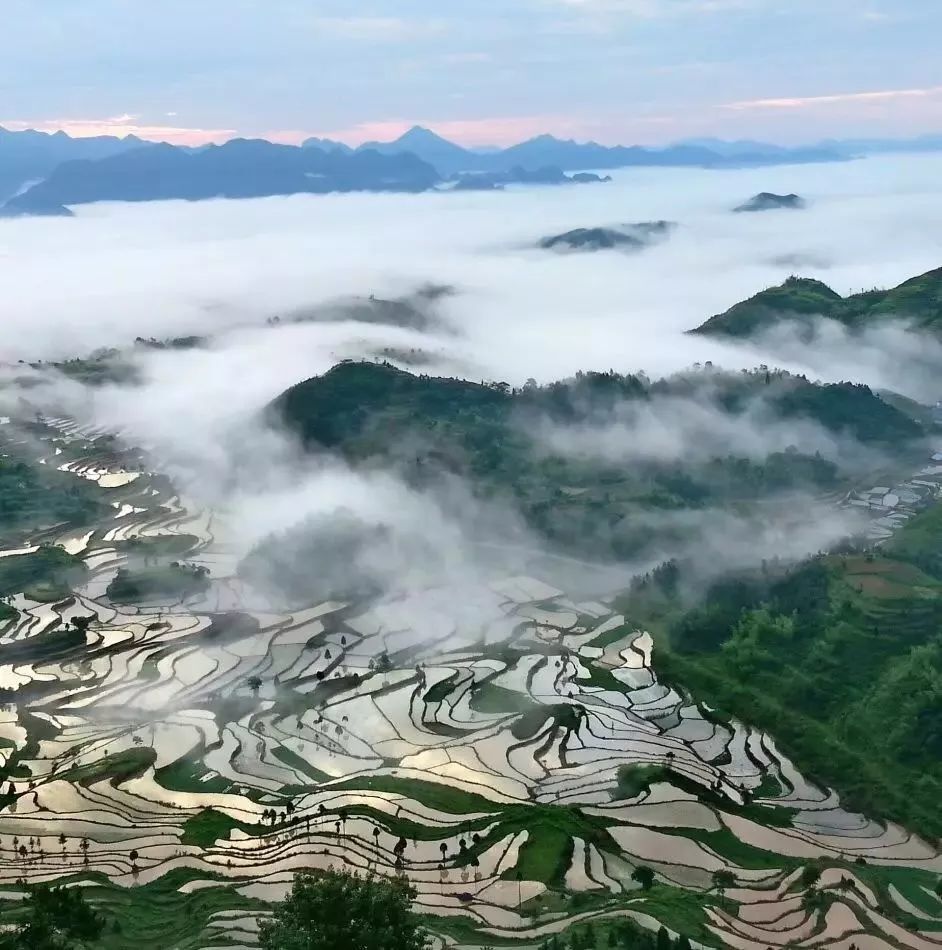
[1,0,941,147]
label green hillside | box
[653,504,942,838]
[263,361,923,585]
[693,265,942,338]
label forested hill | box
[692,266,942,339]
[273,359,922,454]
[269,361,923,565]
[655,504,942,838]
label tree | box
[247,676,263,695]
[799,863,822,889]
[802,887,826,913]
[631,866,655,890]
[711,869,736,894]
[2,882,105,949]
[258,869,428,950]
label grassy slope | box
[694,266,942,338]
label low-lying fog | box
[2,152,941,383]
[1,152,940,612]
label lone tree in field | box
[259,869,428,950]
[712,869,736,894]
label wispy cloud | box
[439,52,492,66]
[307,16,448,41]
[553,0,754,16]
[1,114,235,145]
[722,85,942,111]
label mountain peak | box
[400,125,436,137]
[396,126,457,146]
[525,133,566,145]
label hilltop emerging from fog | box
[693,266,942,339]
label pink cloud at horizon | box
[310,114,608,147]
[1,115,236,146]
[5,96,942,153]
[722,84,942,112]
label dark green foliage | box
[55,747,157,787]
[799,863,823,888]
[258,869,428,950]
[271,360,508,451]
[613,764,665,800]
[0,867,264,950]
[662,543,942,837]
[695,276,843,337]
[0,623,85,666]
[0,545,88,601]
[106,563,210,603]
[885,502,942,578]
[711,869,736,892]
[511,703,579,740]
[774,381,921,444]
[576,918,693,950]
[0,458,105,535]
[0,881,105,949]
[181,809,258,848]
[695,265,942,338]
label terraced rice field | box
[0,417,940,949]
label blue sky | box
[2,0,940,146]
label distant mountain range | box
[3,122,942,217]
[302,126,847,176]
[1,139,440,217]
[0,126,148,201]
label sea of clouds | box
[1,152,940,614]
